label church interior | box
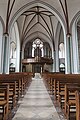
[0,0,80,120]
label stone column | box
[53,50,59,72]
[44,46,46,57]
[53,51,56,72]
[19,50,22,72]
[66,34,72,73]
[3,33,10,74]
[29,44,32,57]
[0,36,3,74]
[15,42,20,72]
[48,48,49,58]
[55,50,59,72]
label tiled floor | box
[12,74,66,120]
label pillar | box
[52,50,59,72]
[66,34,72,73]
[15,42,20,72]
[3,33,10,74]
[55,50,59,72]
[48,48,49,58]
[0,36,3,74]
[19,50,22,72]
[44,46,46,57]
[29,44,32,57]
[53,51,56,72]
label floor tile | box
[12,73,65,120]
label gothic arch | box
[9,0,67,39]
[70,11,80,73]
[8,0,67,73]
[22,32,53,51]
[70,11,80,32]
[10,22,20,72]
[9,0,67,56]
[0,16,5,33]
[22,32,54,59]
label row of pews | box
[42,73,80,120]
[0,72,33,120]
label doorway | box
[33,64,42,73]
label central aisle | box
[12,74,61,120]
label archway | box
[70,11,80,73]
[9,22,20,72]
[9,0,67,73]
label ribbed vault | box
[16,6,57,50]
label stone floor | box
[12,74,66,120]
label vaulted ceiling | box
[17,6,58,46]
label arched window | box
[24,39,52,58]
[10,22,20,72]
[10,41,16,58]
[32,39,43,57]
[59,43,65,58]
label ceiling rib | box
[17,5,56,49]
[23,14,36,39]
[40,14,52,37]
[6,0,15,33]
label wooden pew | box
[56,79,80,108]
[0,81,16,110]
[44,74,80,100]
[0,84,9,120]
[10,72,32,95]
[64,85,80,120]
[0,72,32,101]
[0,75,21,101]
[75,90,80,120]
[0,72,32,119]
[42,73,80,120]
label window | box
[32,39,43,57]
[59,43,65,58]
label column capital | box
[3,32,9,37]
[20,49,22,52]
[66,33,71,37]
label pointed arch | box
[0,16,5,33]
[9,0,67,73]
[10,22,20,72]
[70,11,80,73]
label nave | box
[12,73,66,120]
